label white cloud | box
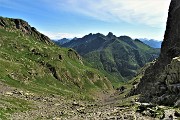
[48,0,171,28]
[40,31,83,40]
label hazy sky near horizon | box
[0,0,171,40]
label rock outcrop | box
[0,16,52,45]
[130,0,180,106]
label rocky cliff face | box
[0,17,52,45]
[160,0,180,66]
[130,0,180,106]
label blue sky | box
[0,0,171,40]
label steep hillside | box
[129,0,180,106]
[62,32,160,82]
[0,16,113,99]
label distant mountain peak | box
[60,38,69,41]
[139,38,162,48]
[107,32,113,36]
[119,36,132,41]
[52,38,71,45]
[72,37,78,40]
[95,33,103,36]
[88,33,93,36]
[106,32,116,39]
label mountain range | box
[53,37,162,49]
[139,38,162,48]
[60,32,160,83]
[1,0,180,119]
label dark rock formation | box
[160,0,180,66]
[129,0,180,106]
[46,63,61,81]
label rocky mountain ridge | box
[129,0,180,106]
[61,32,160,82]
[0,17,52,45]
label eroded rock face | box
[161,0,180,66]
[130,0,180,106]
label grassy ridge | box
[0,17,113,100]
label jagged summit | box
[106,32,116,39]
[107,32,113,36]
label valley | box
[1,0,180,119]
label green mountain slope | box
[0,17,113,99]
[62,32,160,82]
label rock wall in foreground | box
[130,0,180,106]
